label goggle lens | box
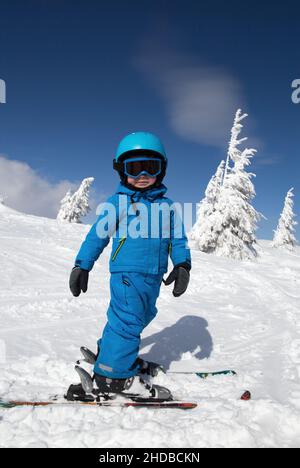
[124,158,162,178]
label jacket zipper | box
[112,237,127,262]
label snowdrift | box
[0,206,299,448]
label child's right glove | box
[69,267,89,297]
[164,262,191,297]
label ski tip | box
[0,399,15,408]
[176,402,198,410]
[240,390,252,401]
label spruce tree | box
[272,188,297,250]
[195,109,261,260]
[57,178,94,223]
[190,160,225,249]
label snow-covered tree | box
[272,188,298,250]
[190,160,225,242]
[194,109,261,260]
[225,109,248,164]
[57,178,94,223]
[57,190,73,222]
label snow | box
[0,204,300,448]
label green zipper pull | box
[112,237,127,261]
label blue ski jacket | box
[75,183,191,275]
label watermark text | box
[95,196,193,240]
[291,79,300,104]
[0,79,6,104]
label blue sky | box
[0,0,299,239]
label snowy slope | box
[0,204,299,448]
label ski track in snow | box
[0,204,300,448]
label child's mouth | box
[127,175,156,188]
[136,178,150,184]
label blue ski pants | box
[94,272,163,379]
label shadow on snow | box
[140,315,213,371]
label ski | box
[168,370,237,379]
[0,398,197,410]
[78,347,237,379]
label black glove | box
[69,267,89,297]
[164,262,191,297]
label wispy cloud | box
[0,155,101,219]
[134,48,246,148]
[252,154,282,167]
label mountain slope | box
[0,205,299,448]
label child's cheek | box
[127,177,136,185]
[148,177,157,184]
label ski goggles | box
[123,157,162,179]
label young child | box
[69,132,191,400]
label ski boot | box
[93,373,172,402]
[135,357,166,377]
[66,365,172,403]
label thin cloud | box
[0,155,100,219]
[253,155,282,167]
[134,49,247,148]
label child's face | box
[127,175,157,189]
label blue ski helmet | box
[115,132,167,162]
[113,132,168,187]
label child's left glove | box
[164,263,191,297]
[69,267,89,297]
